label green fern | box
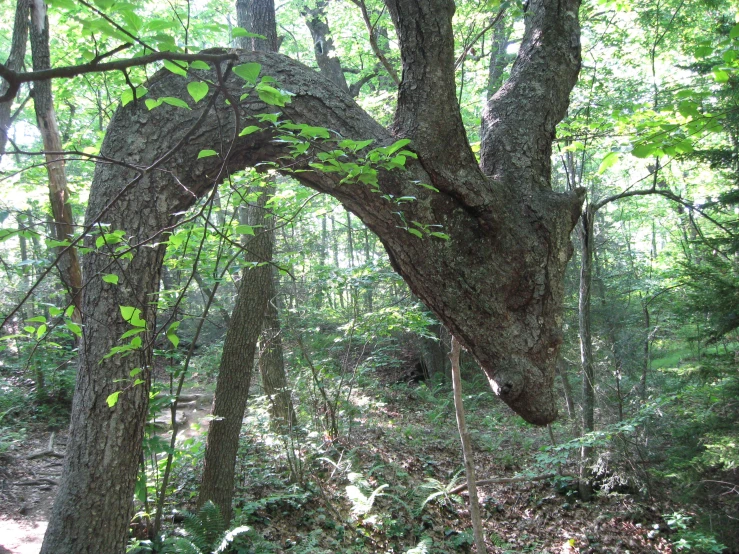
[161,501,250,554]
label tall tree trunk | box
[578,205,595,500]
[29,0,82,318]
[260,268,296,432]
[198,187,272,521]
[198,0,282,523]
[480,15,513,153]
[0,0,30,160]
[41,1,583,549]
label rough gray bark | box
[42,1,583,550]
[480,15,513,154]
[0,0,30,159]
[236,0,278,51]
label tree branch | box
[349,0,400,86]
[0,50,238,102]
[481,0,582,187]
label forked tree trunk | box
[42,1,583,551]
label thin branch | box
[0,51,238,102]
[348,0,399,86]
[454,8,507,70]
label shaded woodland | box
[0,0,737,552]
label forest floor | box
[0,377,694,554]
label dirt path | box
[0,430,65,554]
[0,390,212,554]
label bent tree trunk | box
[42,1,583,551]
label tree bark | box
[303,1,351,93]
[578,204,595,500]
[197,186,272,521]
[0,0,30,160]
[259,267,296,433]
[29,0,83,318]
[42,1,583,550]
[198,0,281,523]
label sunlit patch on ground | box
[0,518,46,554]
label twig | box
[26,432,65,459]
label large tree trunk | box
[29,0,83,318]
[42,1,583,550]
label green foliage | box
[160,502,250,554]
[667,512,727,553]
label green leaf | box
[161,96,191,110]
[23,326,35,334]
[26,316,47,323]
[233,62,261,84]
[198,149,218,159]
[631,144,655,158]
[235,225,255,235]
[385,139,411,155]
[190,60,210,70]
[67,321,82,337]
[121,328,146,339]
[678,100,700,118]
[102,274,119,285]
[106,391,121,408]
[166,321,180,348]
[415,182,440,192]
[163,59,188,77]
[597,152,620,174]
[407,228,423,238]
[429,232,450,240]
[731,23,739,39]
[129,367,143,377]
[121,86,148,107]
[713,68,730,83]
[187,81,209,103]
[145,98,162,110]
[233,27,266,39]
[239,125,261,137]
[36,324,47,339]
[120,306,146,328]
[256,84,291,107]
